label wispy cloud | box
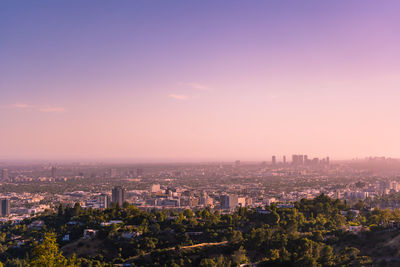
[168,94,189,100]
[179,82,212,91]
[38,106,66,113]
[168,82,211,101]
[8,103,66,113]
[13,103,35,109]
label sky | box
[1,0,400,162]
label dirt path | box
[180,240,228,249]
[125,240,229,262]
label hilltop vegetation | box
[1,195,400,266]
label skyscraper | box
[1,169,8,180]
[112,186,126,206]
[221,194,238,210]
[98,194,111,209]
[292,155,305,165]
[292,155,299,165]
[1,199,10,217]
[272,156,276,165]
[51,166,57,178]
[283,156,286,165]
[298,155,304,165]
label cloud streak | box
[9,103,66,113]
[38,106,66,113]
[168,94,189,100]
[168,83,212,101]
[13,103,35,109]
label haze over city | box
[2,0,400,161]
[4,1,400,266]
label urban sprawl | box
[1,155,400,221]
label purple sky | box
[1,1,400,161]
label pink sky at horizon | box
[1,1,400,161]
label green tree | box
[320,245,334,266]
[183,209,194,218]
[266,249,280,262]
[199,258,217,267]
[73,202,82,216]
[268,211,280,225]
[231,246,248,266]
[122,201,130,209]
[30,232,67,267]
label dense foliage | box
[2,195,400,266]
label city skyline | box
[2,1,400,160]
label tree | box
[231,246,248,266]
[312,231,323,242]
[230,230,244,243]
[199,258,217,267]
[73,202,82,216]
[68,254,79,267]
[267,211,280,225]
[30,232,67,267]
[265,249,280,262]
[57,204,64,216]
[320,245,334,266]
[353,200,364,210]
[183,209,194,218]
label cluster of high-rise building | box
[84,186,126,209]
[110,168,144,179]
[292,154,330,166]
[269,155,330,166]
